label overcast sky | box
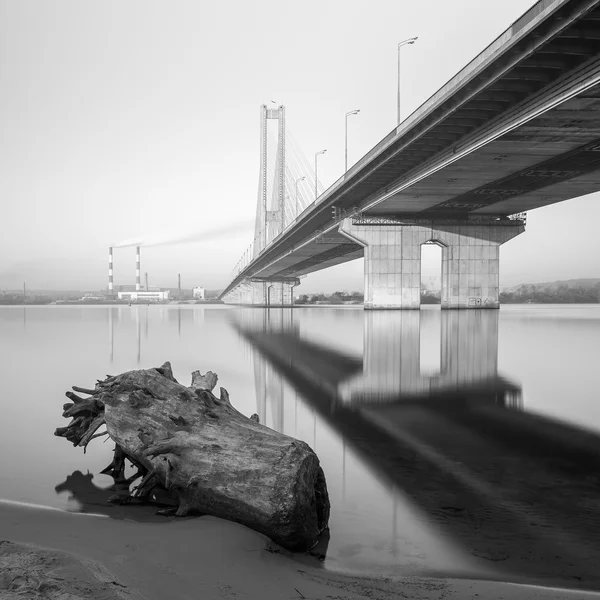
[1,0,599,292]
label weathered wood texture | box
[55,362,330,551]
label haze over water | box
[1,304,599,589]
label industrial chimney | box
[136,246,141,292]
[178,273,181,299]
[108,247,114,294]
[145,272,148,291]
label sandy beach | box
[2,501,599,600]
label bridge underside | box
[222,1,600,308]
[250,78,600,276]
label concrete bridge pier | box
[222,278,299,306]
[221,280,263,305]
[247,281,267,305]
[339,218,524,310]
[260,278,299,307]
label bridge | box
[220,0,600,309]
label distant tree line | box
[295,291,443,305]
[0,293,51,305]
[500,284,600,304]
[295,285,600,305]
[296,291,364,305]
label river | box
[1,304,599,588]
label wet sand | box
[1,502,598,600]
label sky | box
[1,0,599,293]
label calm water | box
[1,304,600,586]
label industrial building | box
[117,290,170,302]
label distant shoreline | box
[0,300,224,306]
[1,300,598,307]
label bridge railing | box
[390,0,567,140]
[304,0,568,213]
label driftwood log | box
[55,362,330,551]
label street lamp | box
[345,109,360,172]
[295,176,306,216]
[314,149,327,201]
[397,37,418,124]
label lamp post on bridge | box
[314,149,327,201]
[295,176,305,217]
[397,37,418,125]
[345,109,360,172]
[283,194,291,231]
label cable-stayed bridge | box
[221,0,600,309]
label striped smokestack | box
[108,246,114,293]
[136,246,141,291]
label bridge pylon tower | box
[255,104,286,256]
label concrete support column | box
[249,281,267,305]
[439,224,523,309]
[266,281,297,306]
[339,221,420,309]
[222,278,298,306]
[339,218,524,310]
[266,283,280,306]
[221,281,264,305]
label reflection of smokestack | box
[136,246,141,291]
[145,272,148,291]
[108,247,114,294]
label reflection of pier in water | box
[341,311,521,405]
[236,308,600,590]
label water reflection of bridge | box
[235,308,600,590]
[342,310,521,405]
[238,309,521,408]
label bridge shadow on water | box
[233,307,600,591]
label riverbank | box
[1,502,597,600]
